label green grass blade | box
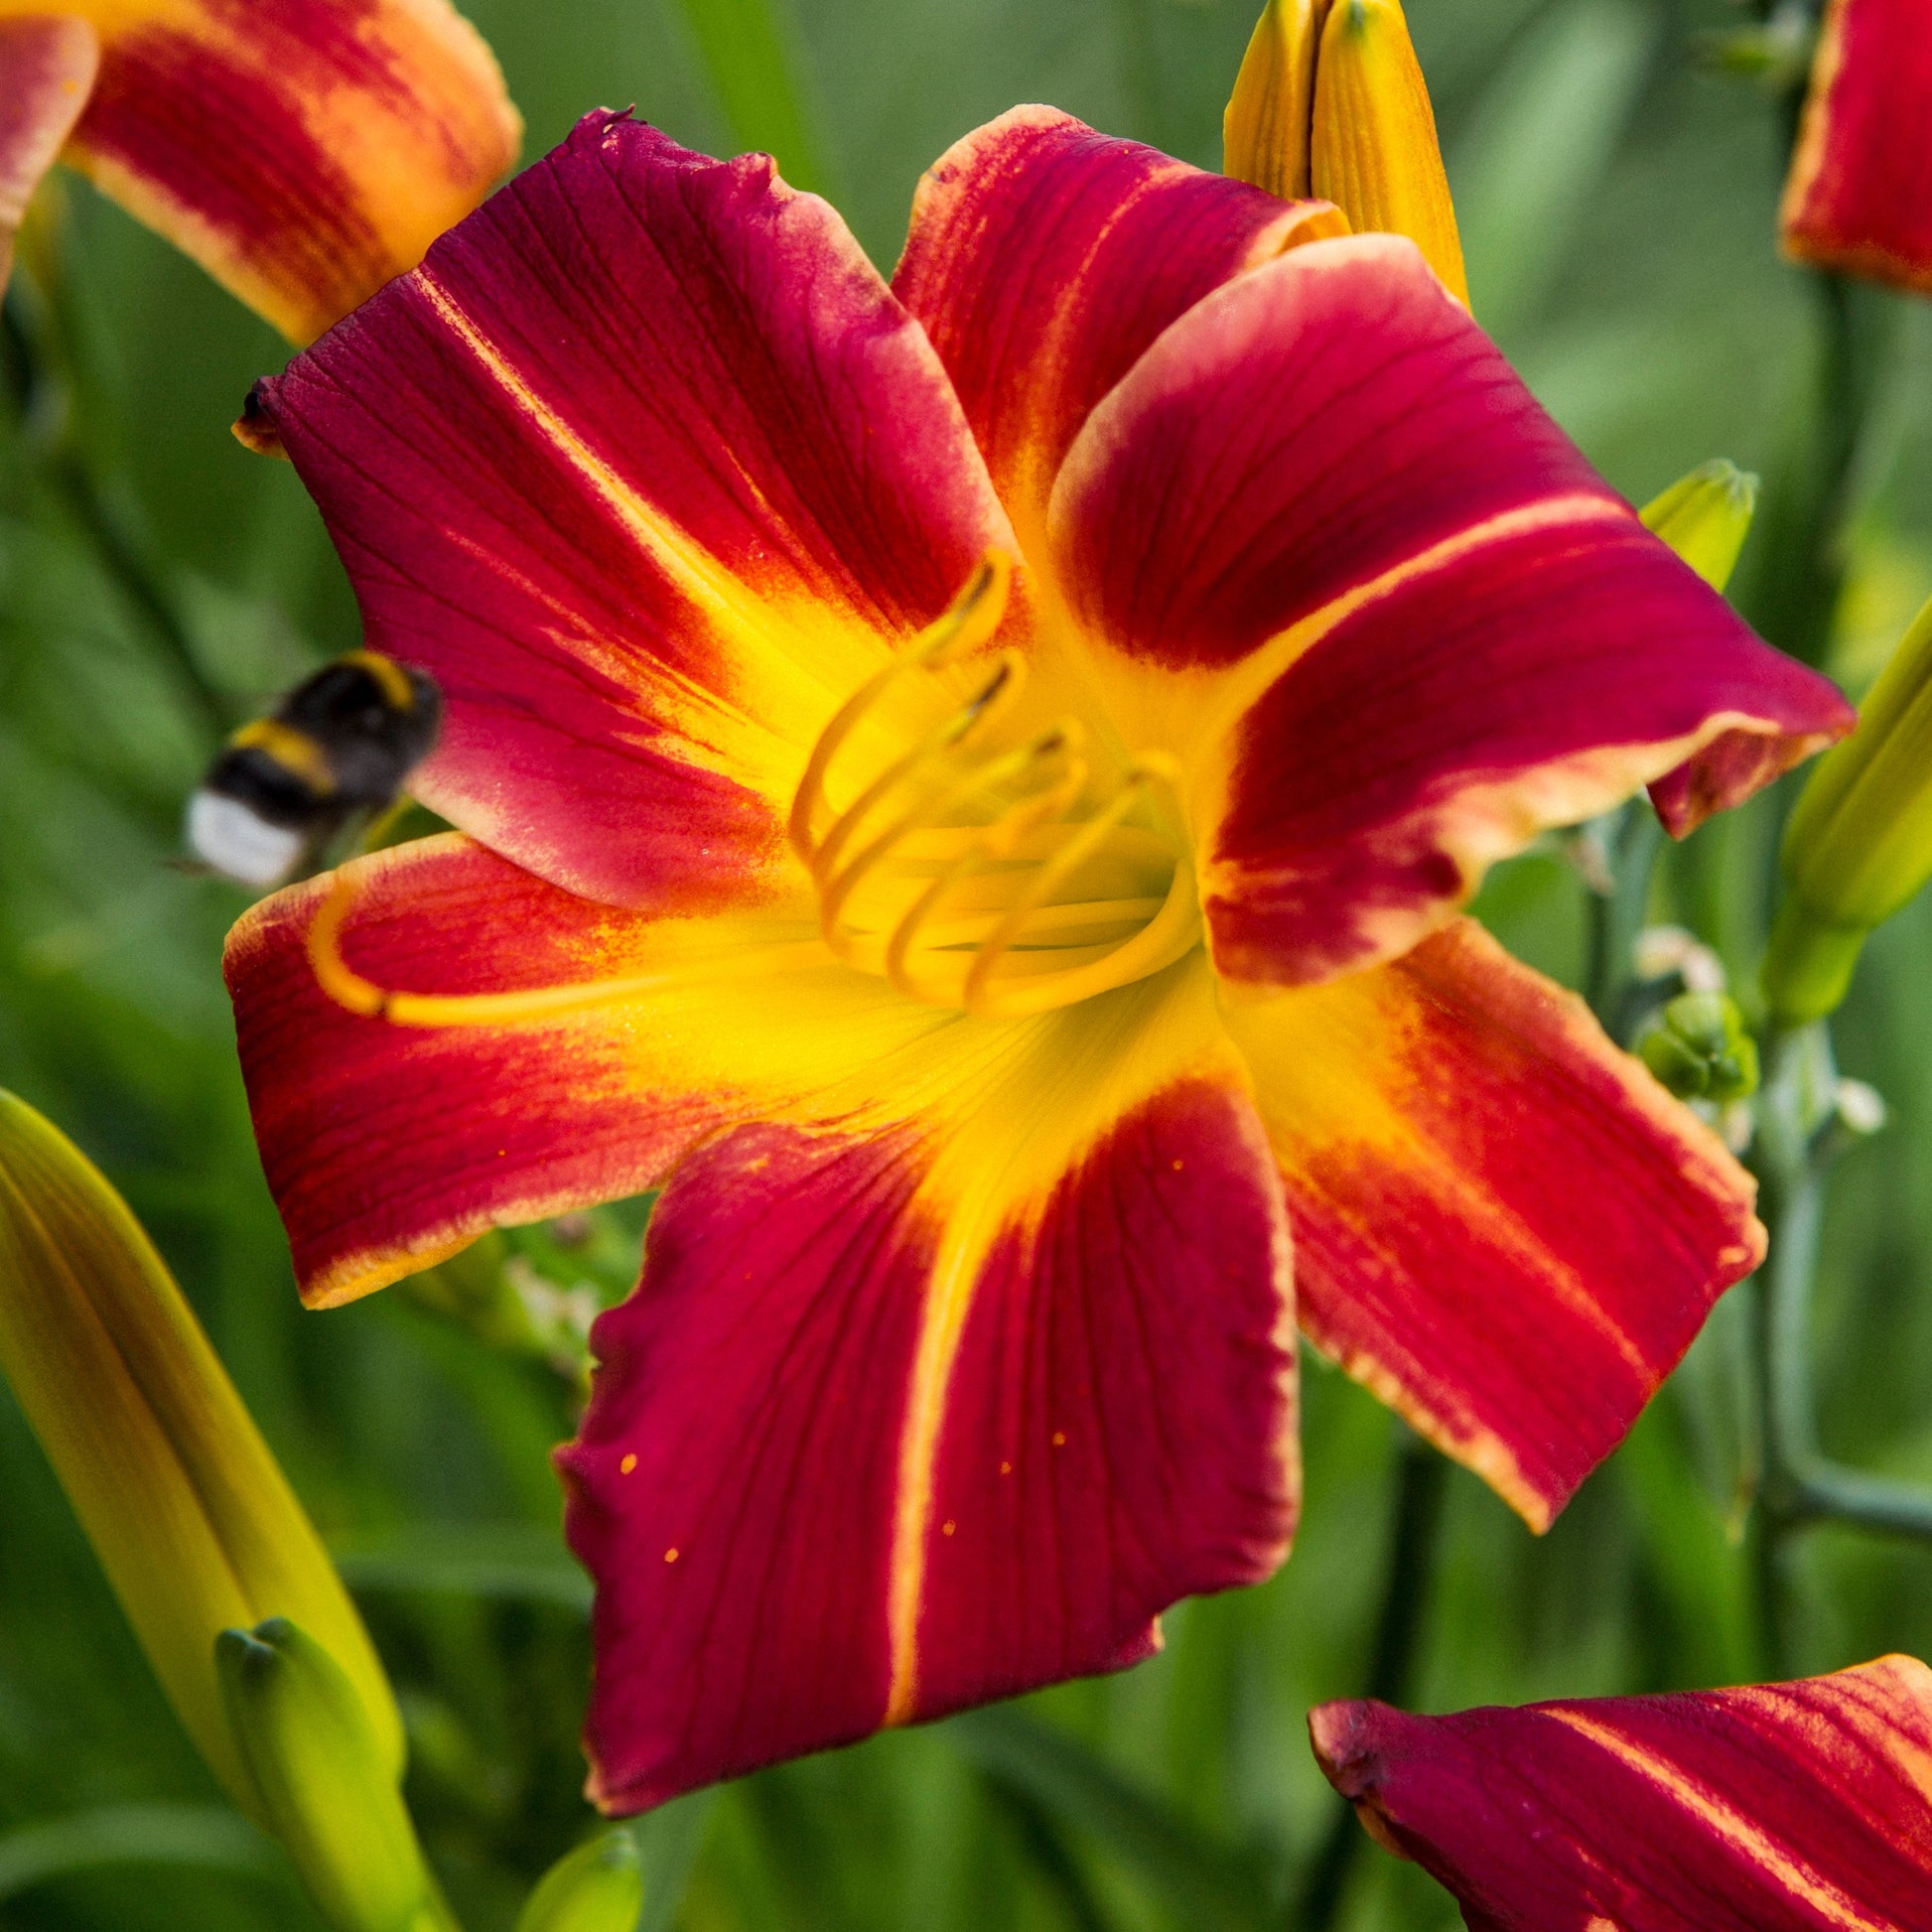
[671,0,828,194]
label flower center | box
[788,555,1203,1021]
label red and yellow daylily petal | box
[892,104,1345,554]
[560,952,1297,1811]
[0,15,94,281]
[225,834,987,1308]
[5,0,520,343]
[1311,1657,1932,1928]
[1782,0,1932,296]
[1045,232,1852,988]
[246,111,1017,913]
[1223,917,1761,1530]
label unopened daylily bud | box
[217,1619,445,1932]
[1638,992,1760,1104]
[1311,0,1467,304]
[0,1092,401,1814]
[515,1830,644,1932]
[1764,594,1932,1024]
[1224,0,1329,199]
[1640,460,1759,594]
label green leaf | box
[670,0,828,195]
[0,1805,274,1901]
[945,1709,1276,1928]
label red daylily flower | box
[224,107,1851,1810]
[0,0,519,341]
[1312,1658,1932,1928]
[1782,0,1932,295]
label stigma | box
[788,554,1204,1021]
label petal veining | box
[1311,1658,1932,1928]
[558,954,1298,1810]
[892,104,1343,554]
[19,0,519,342]
[1045,233,1851,986]
[247,111,1017,911]
[1225,917,1762,1530]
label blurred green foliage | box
[4,0,1932,1927]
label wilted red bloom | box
[1312,1658,1932,1927]
[0,0,519,341]
[1781,0,1932,294]
[224,108,1849,1809]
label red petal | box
[0,16,96,281]
[892,104,1344,550]
[61,0,517,342]
[249,111,1015,911]
[1225,918,1762,1529]
[1048,233,1621,672]
[226,838,726,1306]
[1311,1658,1932,1928]
[1782,0,1932,294]
[225,835,974,1307]
[1199,517,1851,986]
[560,985,1297,1811]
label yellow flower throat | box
[789,554,1203,1021]
[304,556,1202,1032]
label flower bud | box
[1224,0,1328,199]
[1763,593,1932,1024]
[515,1830,644,1932]
[1225,0,1466,305]
[1640,460,1758,594]
[216,1619,445,1932]
[1638,992,1759,1104]
[0,1091,402,1814]
[1311,0,1467,304]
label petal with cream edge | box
[560,955,1297,1812]
[1782,0,1932,296]
[0,15,94,282]
[1045,233,1853,987]
[0,0,519,343]
[245,112,1018,913]
[892,103,1345,552]
[1311,1657,1932,1929]
[1224,918,1761,1530]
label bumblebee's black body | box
[188,652,442,887]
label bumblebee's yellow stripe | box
[230,719,337,794]
[339,649,417,711]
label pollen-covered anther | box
[791,557,1205,1020]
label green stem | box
[1297,1428,1449,1931]
[1585,806,1665,1037]
[1748,1026,1932,1675]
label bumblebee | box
[186,650,443,888]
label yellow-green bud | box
[1639,460,1758,594]
[515,1830,644,1932]
[0,1091,402,1814]
[1764,593,1932,1024]
[216,1619,445,1932]
[1638,992,1760,1104]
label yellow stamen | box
[787,551,1015,862]
[304,870,828,1028]
[793,557,1205,1017]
